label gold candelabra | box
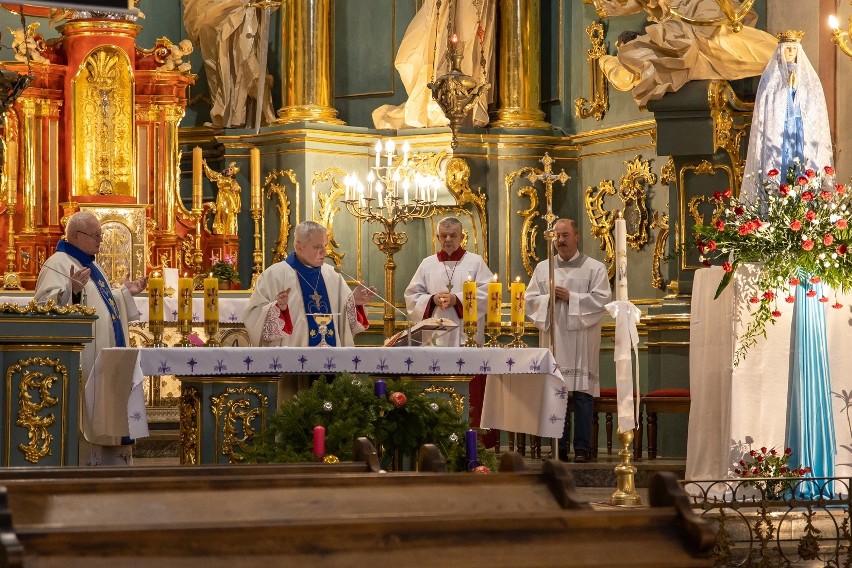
[830,15,852,59]
[343,140,442,338]
[249,207,263,290]
[2,201,22,290]
[611,429,642,507]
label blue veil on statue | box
[741,31,836,498]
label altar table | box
[687,266,852,484]
[89,346,566,463]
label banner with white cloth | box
[605,300,641,433]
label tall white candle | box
[615,216,628,301]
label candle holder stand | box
[149,320,166,347]
[610,429,642,507]
[484,322,503,347]
[176,318,193,347]
[204,319,220,347]
[462,321,479,347]
[508,321,526,348]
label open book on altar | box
[384,317,459,347]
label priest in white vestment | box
[404,217,493,347]
[243,221,371,348]
[526,219,611,463]
[34,211,148,465]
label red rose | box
[825,166,836,175]
[734,468,742,474]
[805,168,816,178]
[767,169,779,177]
[760,447,767,453]
[749,450,757,456]
[714,219,725,231]
[805,210,817,222]
[785,448,792,455]
[738,224,750,236]
[802,239,814,251]
[722,262,733,273]
[809,276,821,284]
[734,206,745,216]
[739,459,746,466]
[785,296,795,303]
[698,243,705,254]
[801,190,814,201]
[821,190,833,201]
[749,296,759,304]
[706,240,717,251]
[804,467,812,474]
[722,189,732,198]
[756,455,764,462]
[824,234,834,246]
[837,244,848,255]
[836,184,847,195]
[772,310,782,318]
[790,220,802,231]
[820,296,829,303]
[713,191,721,200]
[797,176,809,186]
[762,291,774,301]
[807,290,817,297]
[702,259,711,266]
[389,391,407,407]
[770,449,777,456]
[837,219,848,229]
[789,277,800,286]
[780,466,787,474]
[472,465,491,474]
[833,302,844,309]
[779,183,790,196]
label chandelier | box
[830,14,852,59]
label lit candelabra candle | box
[463,277,477,323]
[487,274,502,324]
[148,273,164,322]
[178,274,193,322]
[250,147,261,210]
[510,276,525,323]
[203,273,219,322]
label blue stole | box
[56,240,126,348]
[285,253,335,346]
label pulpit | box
[0,302,96,466]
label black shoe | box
[558,448,569,462]
[573,450,590,464]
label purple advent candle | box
[465,429,478,470]
[313,425,325,458]
[374,379,387,399]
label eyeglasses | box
[77,230,103,240]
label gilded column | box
[490,0,550,128]
[276,0,345,125]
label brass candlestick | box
[462,320,479,347]
[249,207,263,290]
[149,320,166,347]
[610,429,642,507]
[204,318,220,347]
[2,202,22,290]
[176,318,193,347]
[484,322,502,347]
[508,321,526,348]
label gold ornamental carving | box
[708,80,754,193]
[436,157,488,262]
[311,167,348,269]
[264,169,298,263]
[81,206,148,286]
[575,21,609,121]
[0,299,96,316]
[179,386,200,465]
[650,210,669,291]
[7,357,68,465]
[678,160,734,271]
[660,156,676,187]
[72,46,135,197]
[585,156,656,278]
[422,385,464,416]
[210,386,268,464]
[506,166,542,277]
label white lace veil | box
[740,41,833,203]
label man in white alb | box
[526,218,611,463]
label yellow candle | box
[462,277,477,323]
[510,276,526,323]
[250,147,261,210]
[178,275,193,322]
[487,274,502,324]
[148,275,164,323]
[192,146,202,211]
[204,274,219,322]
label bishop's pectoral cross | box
[310,289,323,309]
[447,282,453,293]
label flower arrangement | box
[209,254,240,284]
[692,161,852,363]
[733,446,811,500]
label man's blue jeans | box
[560,391,593,454]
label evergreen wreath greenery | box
[238,372,496,472]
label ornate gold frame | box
[210,385,268,464]
[263,169,299,264]
[312,167,347,269]
[708,80,754,193]
[678,160,734,271]
[574,21,609,121]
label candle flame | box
[492,273,498,282]
[515,275,521,282]
[450,33,458,43]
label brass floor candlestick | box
[611,429,642,507]
[2,202,22,290]
[249,207,262,290]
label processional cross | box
[526,153,570,353]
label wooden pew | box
[0,453,714,567]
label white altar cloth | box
[90,346,567,440]
[687,266,852,481]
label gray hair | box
[65,211,99,238]
[554,218,578,233]
[437,216,463,232]
[294,220,327,244]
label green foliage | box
[238,372,496,472]
[210,254,240,283]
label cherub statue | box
[9,23,49,65]
[157,39,194,73]
[203,161,242,235]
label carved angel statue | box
[157,39,194,73]
[203,161,242,235]
[9,23,49,65]
[593,0,776,107]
